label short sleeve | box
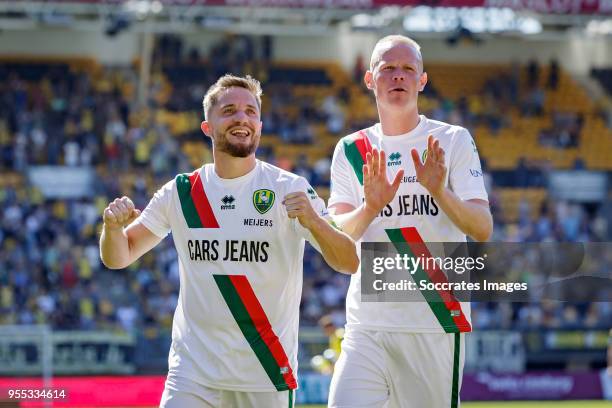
[289,177,330,253]
[135,179,173,238]
[449,129,489,202]
[328,140,361,209]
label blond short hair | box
[202,74,262,120]
[370,35,423,72]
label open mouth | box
[228,128,251,138]
[389,87,407,93]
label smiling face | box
[365,39,428,114]
[202,86,262,158]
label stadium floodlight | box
[586,19,612,35]
[518,16,543,35]
[403,6,543,35]
[350,6,401,30]
[350,13,375,29]
[124,0,164,20]
[151,1,163,14]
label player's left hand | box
[411,134,447,198]
[283,191,319,230]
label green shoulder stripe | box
[342,130,372,185]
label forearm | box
[330,203,378,241]
[100,225,132,269]
[307,217,359,274]
[432,188,493,241]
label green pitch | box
[298,402,609,408]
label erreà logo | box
[388,152,401,166]
[253,189,275,214]
[307,187,317,200]
[221,195,235,210]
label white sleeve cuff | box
[136,216,169,238]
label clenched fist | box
[103,196,141,231]
[283,191,319,230]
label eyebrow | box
[219,104,258,110]
[378,61,421,72]
[380,61,416,66]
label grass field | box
[298,402,609,408]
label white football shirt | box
[329,115,488,333]
[136,160,326,391]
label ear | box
[201,121,212,139]
[419,72,428,92]
[364,70,374,90]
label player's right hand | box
[363,148,404,215]
[103,196,141,231]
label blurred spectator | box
[539,110,582,148]
[321,95,345,135]
[312,150,332,187]
[527,58,540,88]
[548,58,559,90]
[514,157,529,187]
[310,314,344,374]
[294,119,314,144]
[353,54,365,84]
[292,154,314,181]
[523,87,545,116]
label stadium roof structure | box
[0,0,611,37]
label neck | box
[213,150,257,179]
[378,106,421,136]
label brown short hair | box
[202,74,262,120]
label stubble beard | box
[213,127,259,158]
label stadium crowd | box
[0,34,610,336]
